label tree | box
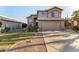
[27,24,39,32]
[22,23,27,29]
[64,19,71,29]
[0,22,2,33]
[27,25,33,32]
[72,10,79,20]
[72,10,79,31]
[33,22,39,32]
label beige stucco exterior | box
[27,15,37,26]
[27,7,65,31]
[47,8,62,18]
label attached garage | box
[38,20,64,31]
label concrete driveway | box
[41,30,79,52]
[7,30,79,52]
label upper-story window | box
[51,11,59,18]
[41,12,48,18]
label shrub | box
[27,25,33,32]
[72,26,79,31]
[33,25,39,32]
[5,27,10,32]
[64,20,71,29]
[27,25,39,32]
[0,48,5,52]
[0,27,10,33]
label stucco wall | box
[27,15,37,26]
[27,17,33,25]
[38,8,62,19]
[0,20,22,30]
[48,8,62,18]
[38,11,48,18]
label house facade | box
[0,15,23,30]
[71,18,79,27]
[27,7,65,31]
[27,15,37,26]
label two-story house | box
[27,7,65,31]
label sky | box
[0,6,79,23]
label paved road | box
[7,31,79,52]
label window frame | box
[51,11,59,18]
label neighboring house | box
[0,15,23,30]
[27,7,65,31]
[27,14,37,26]
[71,18,79,27]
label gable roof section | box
[0,15,24,24]
[37,6,63,12]
[48,6,63,11]
[27,14,37,18]
[27,6,63,19]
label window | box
[41,12,48,18]
[42,12,45,15]
[34,18,37,20]
[52,12,55,17]
[51,11,59,18]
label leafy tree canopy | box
[72,10,79,19]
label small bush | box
[27,25,33,32]
[0,49,5,52]
[5,27,10,32]
[72,26,79,31]
[27,25,39,32]
[0,27,10,33]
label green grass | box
[0,31,36,52]
[0,32,35,41]
[0,48,5,52]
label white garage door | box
[40,21,62,31]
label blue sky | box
[0,6,79,23]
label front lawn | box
[0,31,36,52]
